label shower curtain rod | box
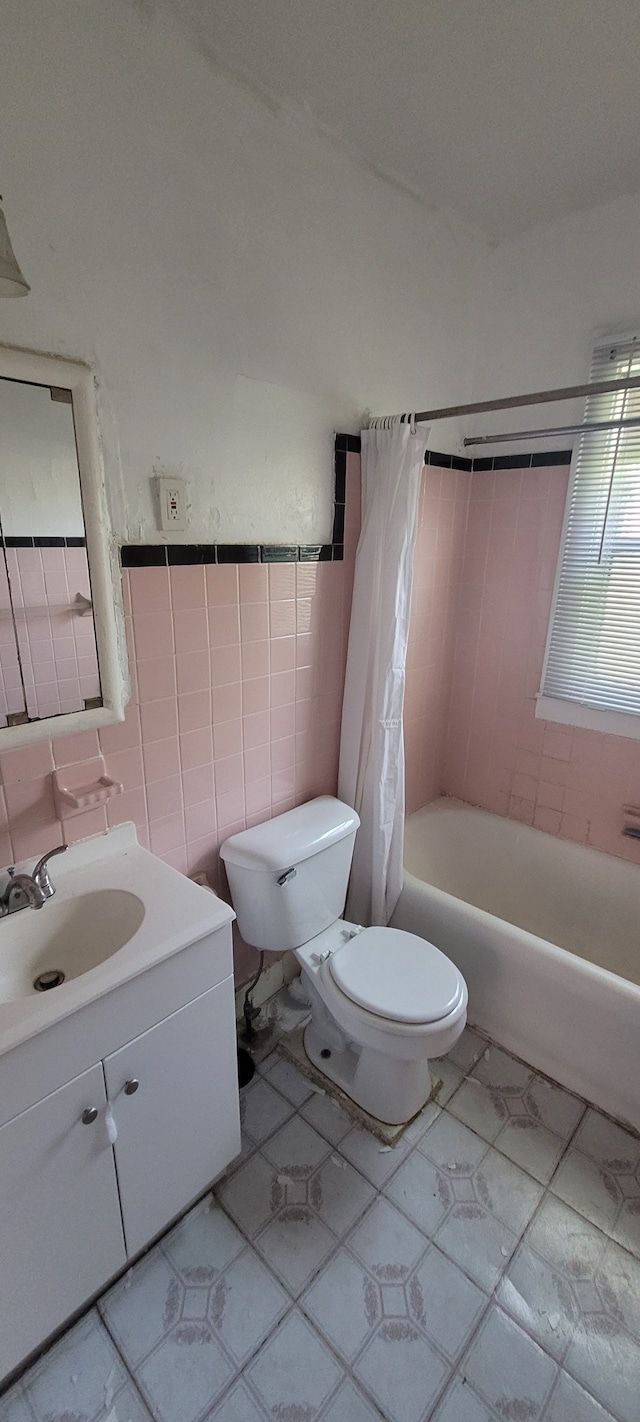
[464,415,640,447]
[409,372,640,424]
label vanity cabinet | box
[0,964,240,1384]
[104,977,239,1257]
[0,1063,126,1377]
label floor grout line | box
[3,1027,638,1422]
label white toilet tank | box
[220,796,360,952]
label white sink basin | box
[0,889,146,1002]
[0,824,235,1058]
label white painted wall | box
[0,0,485,546]
[0,380,84,538]
[467,194,640,456]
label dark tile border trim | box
[120,441,347,569]
[424,448,572,472]
[4,535,86,548]
[469,448,572,471]
[119,438,574,569]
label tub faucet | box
[0,844,67,917]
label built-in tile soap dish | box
[52,757,123,820]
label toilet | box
[220,795,467,1124]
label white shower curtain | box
[338,418,428,926]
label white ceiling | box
[166,0,640,239]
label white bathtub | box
[390,797,640,1131]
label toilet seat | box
[328,926,464,1025]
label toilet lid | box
[328,927,463,1024]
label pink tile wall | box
[442,461,640,864]
[407,456,640,864]
[404,466,469,814]
[0,456,360,986]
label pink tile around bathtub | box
[143,736,181,784]
[211,643,242,687]
[104,746,144,791]
[172,607,208,654]
[212,718,242,761]
[137,655,176,704]
[268,564,296,601]
[206,564,238,606]
[239,563,268,602]
[243,676,269,716]
[139,697,178,745]
[129,566,171,617]
[107,785,147,830]
[535,780,565,812]
[270,600,296,639]
[209,604,240,648]
[215,753,244,796]
[184,798,217,843]
[243,709,270,749]
[212,681,242,725]
[182,764,214,808]
[169,565,206,611]
[146,774,183,822]
[100,705,142,754]
[270,636,296,674]
[149,811,186,856]
[178,689,211,734]
[270,703,295,741]
[533,804,562,834]
[133,611,174,661]
[243,743,271,784]
[271,735,295,772]
[245,776,272,816]
[240,602,269,643]
[179,727,213,771]
[0,741,54,784]
[542,725,573,761]
[215,786,245,829]
[176,650,209,697]
[241,640,269,681]
[270,670,295,708]
[53,730,100,769]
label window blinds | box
[542,334,640,716]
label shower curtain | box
[338,417,428,925]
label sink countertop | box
[0,824,235,1059]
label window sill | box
[536,694,640,741]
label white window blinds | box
[541,334,640,718]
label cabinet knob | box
[81,1106,98,1124]
[124,1078,139,1095]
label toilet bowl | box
[220,796,468,1124]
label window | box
[538,331,640,739]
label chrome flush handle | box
[276,867,297,887]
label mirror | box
[0,347,126,747]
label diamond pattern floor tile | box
[263,1056,316,1106]
[387,1112,543,1291]
[245,1311,346,1417]
[217,1115,374,1295]
[549,1107,640,1257]
[448,1045,586,1184]
[13,1311,152,1422]
[498,1193,640,1422]
[4,1028,635,1422]
[240,1077,294,1144]
[100,1198,289,1422]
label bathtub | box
[390,797,640,1131]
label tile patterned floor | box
[2,1028,640,1422]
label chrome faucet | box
[0,845,67,917]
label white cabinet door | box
[104,978,240,1257]
[0,1062,126,1382]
